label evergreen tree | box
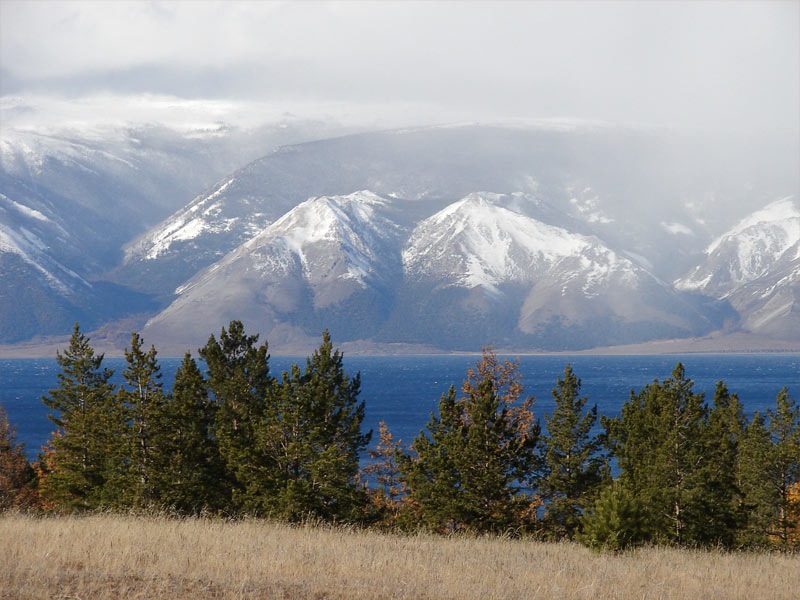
[541,364,606,540]
[577,481,648,552]
[116,332,169,508]
[739,410,777,546]
[766,388,800,548]
[399,348,541,534]
[740,389,800,549]
[253,331,371,521]
[693,381,747,546]
[199,320,272,509]
[40,324,122,510]
[604,364,708,545]
[0,403,38,511]
[159,353,225,514]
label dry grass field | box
[1,513,798,599]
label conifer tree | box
[693,381,746,546]
[399,348,541,534]
[577,481,647,552]
[362,420,407,529]
[740,389,800,549]
[40,324,122,510]
[541,364,606,540]
[116,332,169,508]
[199,320,272,509]
[159,352,224,514]
[253,331,371,521]
[739,410,777,546]
[604,363,708,545]
[766,388,800,548]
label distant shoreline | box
[1,331,797,359]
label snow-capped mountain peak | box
[245,190,402,285]
[403,192,620,292]
[706,196,799,257]
[677,196,799,295]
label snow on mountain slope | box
[125,177,246,261]
[403,192,590,292]
[142,192,405,350]
[676,197,800,297]
[675,197,800,339]
[177,190,404,298]
[390,193,727,350]
[403,192,633,291]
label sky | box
[0,0,798,134]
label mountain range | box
[1,121,798,354]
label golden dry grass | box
[1,513,798,599]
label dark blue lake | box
[1,354,798,460]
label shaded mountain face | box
[676,197,800,339]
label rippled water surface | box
[2,354,798,459]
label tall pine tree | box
[159,352,225,514]
[541,364,606,540]
[766,388,800,548]
[693,381,746,546]
[116,332,169,508]
[740,389,800,549]
[253,331,371,521]
[40,324,122,511]
[604,364,708,545]
[399,348,541,534]
[199,320,272,509]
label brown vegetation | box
[2,512,798,600]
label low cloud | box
[1,1,798,134]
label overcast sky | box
[1,0,798,133]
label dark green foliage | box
[739,388,800,548]
[253,331,371,521]
[159,353,225,514]
[765,388,800,548]
[26,323,797,546]
[40,324,123,510]
[540,365,606,540]
[603,364,709,545]
[199,320,272,509]
[116,332,169,508]
[739,411,776,546]
[693,382,747,547]
[399,349,541,534]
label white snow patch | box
[0,195,50,222]
[661,222,694,236]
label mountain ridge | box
[2,122,798,352]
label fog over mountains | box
[1,120,798,354]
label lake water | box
[1,354,798,460]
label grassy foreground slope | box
[2,514,798,599]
